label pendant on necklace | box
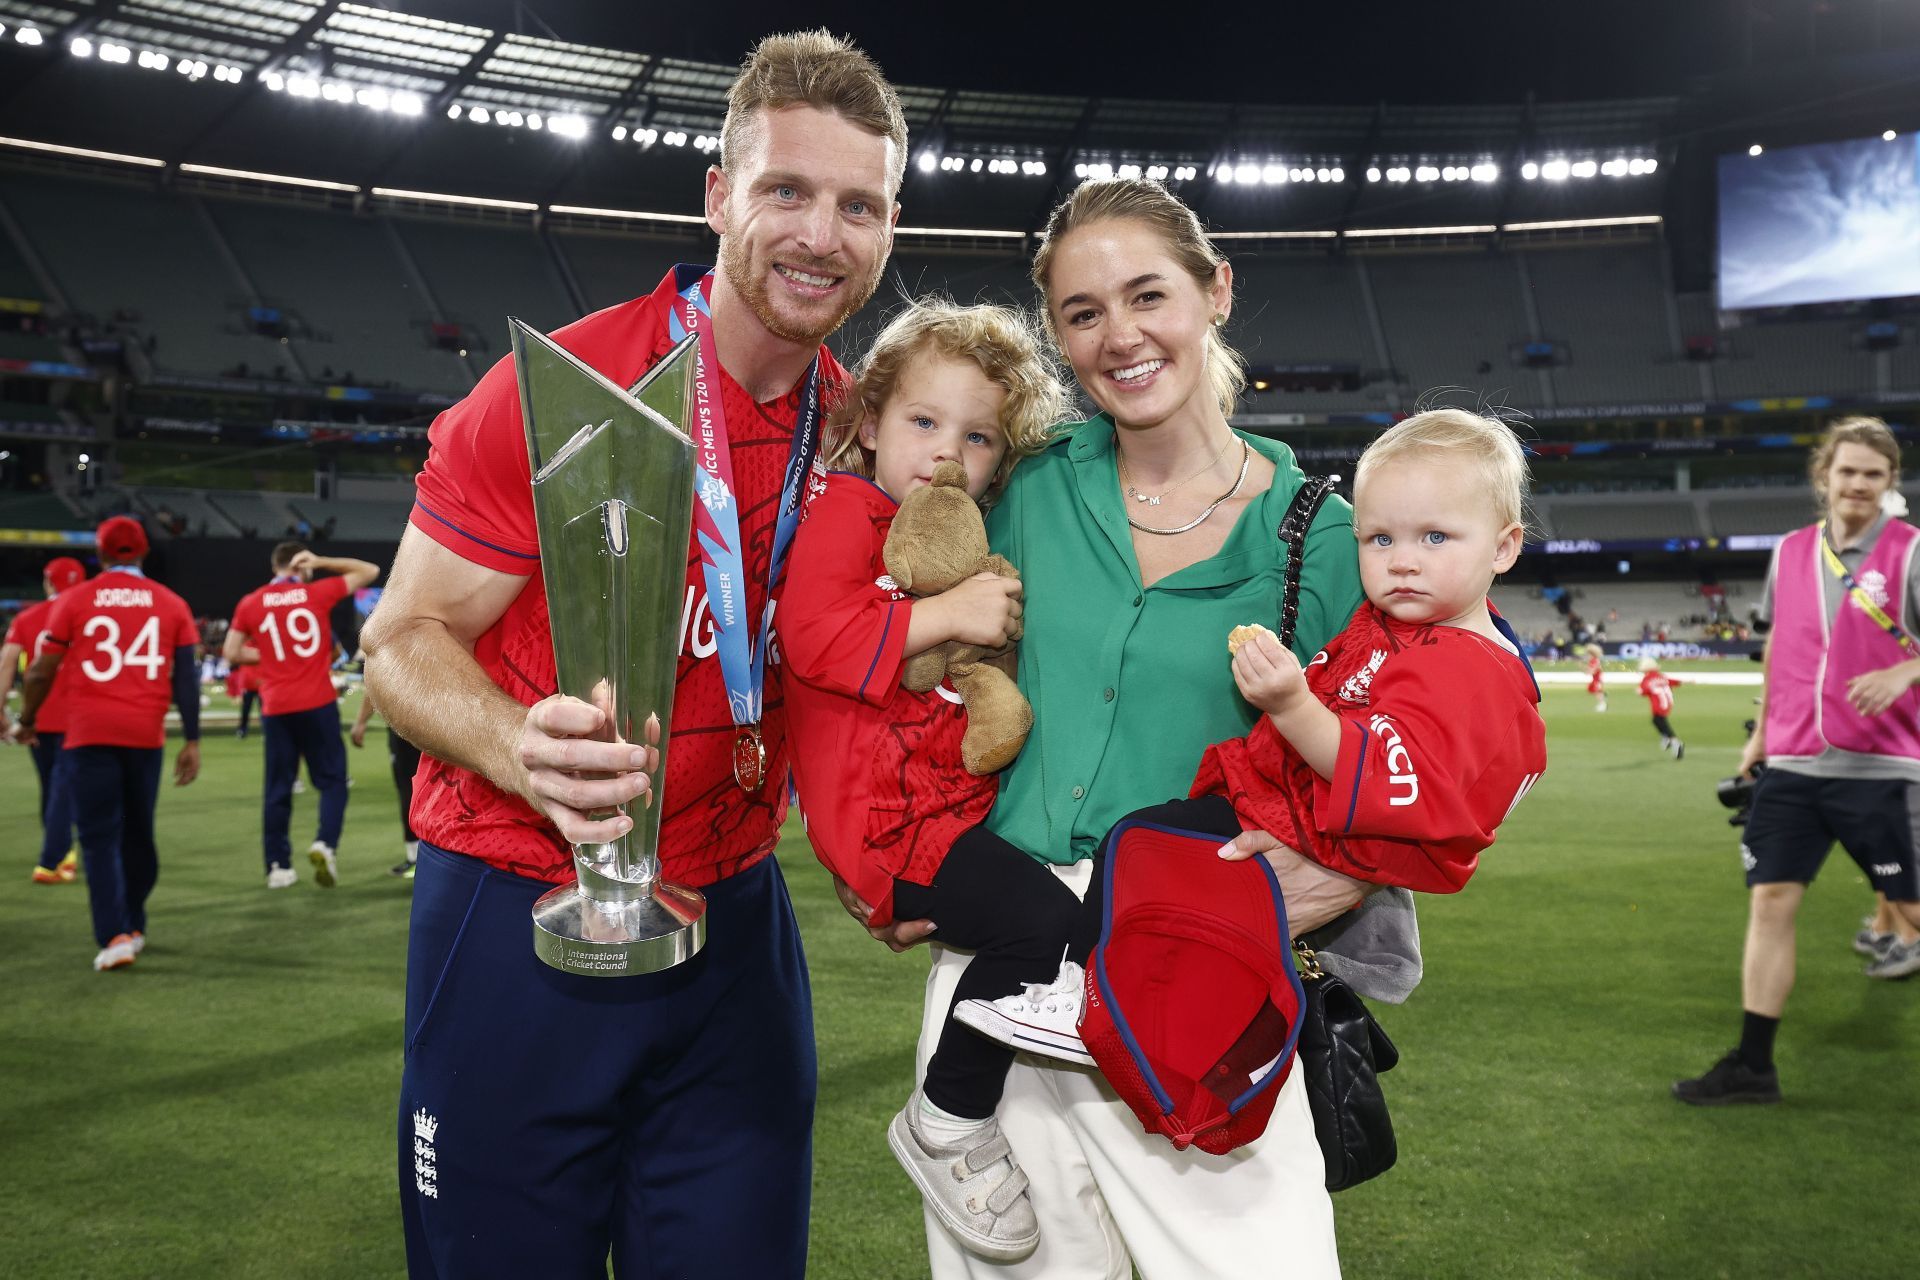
[1131,490,1160,506]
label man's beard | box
[717,239,883,348]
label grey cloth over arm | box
[1301,886,1422,1005]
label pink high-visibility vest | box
[1767,519,1920,761]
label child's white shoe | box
[953,961,1096,1067]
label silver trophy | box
[513,319,707,976]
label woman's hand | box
[831,872,937,953]
[1218,828,1370,934]
[1231,631,1309,717]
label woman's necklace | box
[1121,438,1252,536]
[1122,432,1235,506]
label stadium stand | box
[1230,252,1385,411]
[1702,489,1819,535]
[1533,495,1705,539]
[1711,312,1877,400]
[549,229,692,317]
[1526,245,1700,404]
[391,218,579,362]
[199,488,300,537]
[0,490,86,530]
[1367,251,1532,405]
[204,197,473,394]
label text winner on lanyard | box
[668,265,823,792]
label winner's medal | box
[732,725,766,791]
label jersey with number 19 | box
[230,575,352,715]
[44,567,199,748]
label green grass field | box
[3,673,1916,1279]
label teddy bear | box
[881,460,1033,775]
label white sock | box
[405,840,419,864]
[918,1095,992,1146]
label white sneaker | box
[952,961,1096,1067]
[93,933,138,971]
[309,840,338,888]
[266,865,298,889]
[887,1091,1039,1262]
[292,779,307,795]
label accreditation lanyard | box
[666,267,823,786]
[1819,520,1918,656]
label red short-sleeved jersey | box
[7,595,75,734]
[406,266,847,886]
[43,568,198,749]
[1192,601,1547,894]
[230,574,351,716]
[1639,671,1680,716]
[781,472,997,926]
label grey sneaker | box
[1865,936,1920,980]
[1854,928,1896,960]
[887,1091,1039,1262]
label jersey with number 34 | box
[44,569,199,748]
[230,575,351,716]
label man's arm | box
[0,639,22,737]
[16,651,61,743]
[290,549,381,592]
[220,626,260,667]
[361,525,653,845]
[1739,633,1771,777]
[350,684,375,747]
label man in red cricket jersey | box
[1,555,88,883]
[359,31,907,1277]
[224,542,380,888]
[16,517,201,971]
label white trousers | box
[915,860,1342,1280]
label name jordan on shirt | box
[94,587,154,608]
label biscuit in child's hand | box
[1227,623,1278,656]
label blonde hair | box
[1355,408,1531,531]
[824,299,1069,501]
[1809,415,1900,509]
[1029,178,1246,418]
[721,29,908,195]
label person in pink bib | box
[1675,417,1920,1107]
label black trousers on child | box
[898,795,1243,1120]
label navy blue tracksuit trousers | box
[29,730,76,870]
[261,702,348,870]
[398,843,817,1279]
[67,745,162,946]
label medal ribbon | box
[666,265,824,729]
[1818,520,1918,655]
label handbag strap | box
[1277,476,1334,652]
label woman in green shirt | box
[852,179,1372,1276]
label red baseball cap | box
[1079,819,1306,1156]
[43,556,86,592]
[95,515,149,562]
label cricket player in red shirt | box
[1,554,87,882]
[359,33,906,1278]
[1585,643,1608,712]
[1638,656,1685,759]
[224,542,380,888]
[15,517,201,971]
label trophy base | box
[531,879,707,977]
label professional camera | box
[1717,758,1765,827]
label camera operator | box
[1675,417,1920,1107]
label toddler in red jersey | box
[1638,656,1686,759]
[957,409,1549,1066]
[1586,642,1609,711]
[781,298,1072,1260]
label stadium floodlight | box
[1231,162,1256,183]
[1117,162,1140,179]
[969,157,982,172]
[321,82,351,103]
[1330,167,1344,183]
[1541,158,1570,180]
[1748,143,1763,156]
[1173,165,1194,180]
[357,87,390,111]
[1415,164,1439,182]
[1521,161,1539,179]
[1033,160,1049,176]
[288,76,321,98]
[549,115,588,139]
[70,36,92,57]
[917,151,936,173]
[526,112,543,130]
[1266,164,1288,184]
[1471,163,1498,182]
[612,125,629,141]
[1366,166,1382,182]
[100,42,131,64]
[1570,159,1597,178]
[444,103,460,118]
[468,106,490,123]
[1885,130,1898,142]
[663,131,687,146]
[15,25,42,46]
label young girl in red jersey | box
[780,299,1071,1261]
[1586,642,1608,711]
[1638,656,1685,759]
[958,409,1549,1061]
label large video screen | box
[1718,133,1920,310]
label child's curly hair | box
[823,298,1068,502]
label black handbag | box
[1293,939,1399,1191]
[1276,477,1401,1192]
